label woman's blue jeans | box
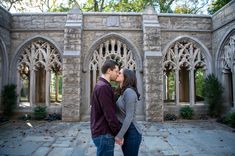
[93,134,115,156]
[122,123,142,156]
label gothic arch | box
[215,27,235,78]
[81,32,144,121]
[10,35,63,83]
[162,35,212,74]
[0,37,9,89]
[83,33,143,72]
[162,36,212,105]
[10,35,63,107]
[215,27,235,109]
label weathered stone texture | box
[62,57,81,121]
[0,6,11,50]
[11,14,66,29]
[83,13,142,29]
[212,1,235,31]
[144,57,163,122]
[159,15,212,30]
[212,0,235,62]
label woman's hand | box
[115,136,124,145]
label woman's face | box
[116,69,124,83]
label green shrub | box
[33,106,47,120]
[180,106,194,119]
[202,74,224,117]
[1,84,17,117]
[224,112,235,128]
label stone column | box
[175,69,180,105]
[45,70,50,106]
[143,6,163,122]
[62,6,82,121]
[190,70,195,106]
[30,69,35,106]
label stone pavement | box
[0,120,235,156]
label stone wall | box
[1,2,234,121]
[159,14,212,119]
[0,6,11,51]
[9,13,66,83]
[159,14,212,53]
[212,0,235,73]
[0,6,11,110]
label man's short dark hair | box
[101,60,118,74]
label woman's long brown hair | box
[120,69,140,100]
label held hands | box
[115,136,124,146]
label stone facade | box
[0,1,235,121]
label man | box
[90,59,122,156]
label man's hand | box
[115,136,124,145]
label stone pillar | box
[190,70,195,106]
[30,69,35,106]
[143,6,163,122]
[62,6,82,121]
[45,70,50,106]
[175,69,180,105]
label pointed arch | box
[215,26,235,78]
[162,35,212,106]
[10,35,63,107]
[81,32,144,121]
[10,35,63,83]
[215,27,235,109]
[83,32,143,72]
[162,35,212,74]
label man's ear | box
[107,68,111,74]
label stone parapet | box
[11,13,66,30]
[159,14,211,31]
[83,13,142,30]
[212,0,235,31]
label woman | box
[115,68,142,156]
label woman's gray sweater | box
[116,88,142,139]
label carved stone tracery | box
[17,39,62,106]
[89,38,136,73]
[163,40,207,105]
[163,40,206,72]
[222,35,235,71]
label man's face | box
[110,65,119,81]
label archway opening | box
[179,67,189,103]
[195,68,205,102]
[17,39,62,107]
[163,70,175,104]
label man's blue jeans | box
[93,134,115,156]
[122,123,142,156]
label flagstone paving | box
[0,120,235,156]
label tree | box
[0,0,23,11]
[174,0,209,14]
[208,0,231,15]
[202,74,224,117]
[81,0,107,12]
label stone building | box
[0,1,234,122]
